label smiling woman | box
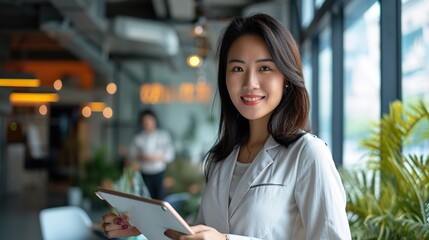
[102,13,351,240]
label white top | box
[198,134,351,240]
[229,161,251,203]
[128,130,175,174]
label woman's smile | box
[241,94,265,105]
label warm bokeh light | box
[39,104,48,115]
[88,102,106,112]
[10,93,59,104]
[193,25,204,35]
[103,107,113,119]
[179,83,194,102]
[140,82,212,104]
[140,83,165,104]
[53,79,62,91]
[163,176,175,188]
[0,78,40,87]
[106,82,117,94]
[187,54,202,68]
[82,106,91,118]
[195,81,212,103]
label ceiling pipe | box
[109,16,179,57]
[49,0,107,44]
[41,21,114,78]
[45,0,112,77]
[47,0,181,60]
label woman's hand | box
[101,212,141,238]
[164,225,227,240]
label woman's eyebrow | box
[228,59,244,64]
[227,58,274,64]
[255,58,274,63]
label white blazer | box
[197,134,351,240]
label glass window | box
[318,27,333,149]
[343,0,380,167]
[302,41,313,125]
[315,0,325,9]
[402,0,429,156]
[302,0,314,27]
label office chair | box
[39,206,99,240]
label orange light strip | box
[0,78,40,87]
[88,102,106,112]
[10,93,59,103]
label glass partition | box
[318,27,333,149]
[343,0,380,167]
[302,41,313,126]
[402,0,429,156]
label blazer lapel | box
[216,147,239,228]
[228,137,279,218]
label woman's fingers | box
[190,225,213,233]
[102,213,118,223]
[164,229,184,240]
[164,225,226,240]
[104,226,141,239]
[101,212,140,238]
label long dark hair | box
[208,13,310,164]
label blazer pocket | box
[250,183,284,188]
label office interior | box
[0,0,428,239]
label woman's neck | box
[247,115,270,146]
[237,118,269,163]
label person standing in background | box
[127,109,175,200]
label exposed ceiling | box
[0,0,264,63]
[0,0,278,107]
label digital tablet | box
[95,187,194,240]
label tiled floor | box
[0,185,106,240]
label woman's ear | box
[284,81,290,88]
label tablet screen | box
[95,187,194,240]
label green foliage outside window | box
[341,100,429,239]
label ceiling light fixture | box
[0,73,40,87]
[88,102,106,112]
[0,79,40,87]
[106,83,117,94]
[10,93,59,104]
[103,107,113,119]
[53,79,63,91]
[187,54,202,68]
[82,106,92,118]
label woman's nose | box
[243,71,259,89]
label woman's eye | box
[259,66,270,71]
[232,66,243,72]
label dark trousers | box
[141,171,165,200]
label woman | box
[127,109,175,200]
[102,13,351,240]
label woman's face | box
[142,115,157,132]
[226,34,285,121]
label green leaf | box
[341,99,429,239]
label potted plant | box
[164,156,205,223]
[341,100,429,239]
[78,145,121,209]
